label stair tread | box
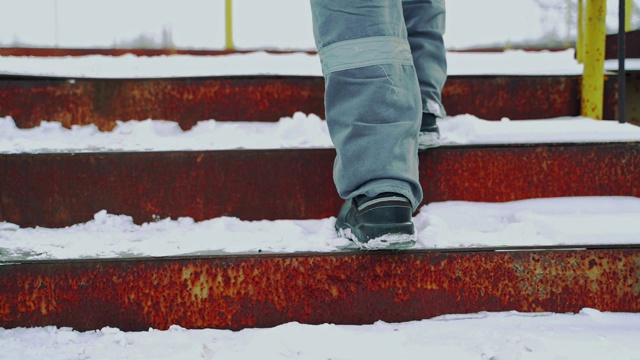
[2,143,638,227]
[2,245,639,331]
[1,115,639,154]
[2,196,638,262]
[0,50,587,78]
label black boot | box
[335,192,416,250]
[419,113,441,149]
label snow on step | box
[1,309,640,360]
[1,114,640,154]
[0,50,591,78]
[1,197,639,261]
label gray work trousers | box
[310,0,447,210]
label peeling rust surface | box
[606,29,640,60]
[0,77,326,131]
[626,73,640,125]
[1,143,638,228]
[419,142,640,205]
[442,75,581,120]
[1,76,617,130]
[0,247,639,331]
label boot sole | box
[418,132,441,150]
[337,224,417,251]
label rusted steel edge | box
[1,244,639,331]
[1,75,613,130]
[1,142,638,228]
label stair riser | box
[1,144,637,228]
[0,76,618,130]
[1,247,638,331]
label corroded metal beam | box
[1,245,639,331]
[0,76,326,130]
[1,143,638,228]
[1,75,619,130]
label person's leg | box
[402,0,447,149]
[310,0,423,210]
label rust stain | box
[1,247,639,331]
[0,77,327,131]
[441,76,582,120]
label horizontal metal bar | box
[0,75,606,131]
[1,143,638,228]
[0,76,326,130]
[1,246,639,331]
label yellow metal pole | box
[577,0,585,63]
[225,0,234,50]
[582,0,607,120]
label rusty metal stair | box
[1,53,639,331]
[1,143,638,228]
[2,245,639,332]
[0,75,620,131]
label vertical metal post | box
[619,0,627,123]
[225,0,234,50]
[581,0,606,120]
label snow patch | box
[2,197,639,261]
[2,114,640,154]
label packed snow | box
[0,49,595,78]
[2,114,640,154]
[1,196,639,261]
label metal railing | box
[577,0,633,121]
[225,0,234,50]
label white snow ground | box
[1,50,639,80]
[2,114,640,153]
[1,196,639,260]
[2,310,640,360]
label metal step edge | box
[0,75,620,130]
[1,142,638,228]
[1,244,639,331]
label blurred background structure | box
[0,0,638,51]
